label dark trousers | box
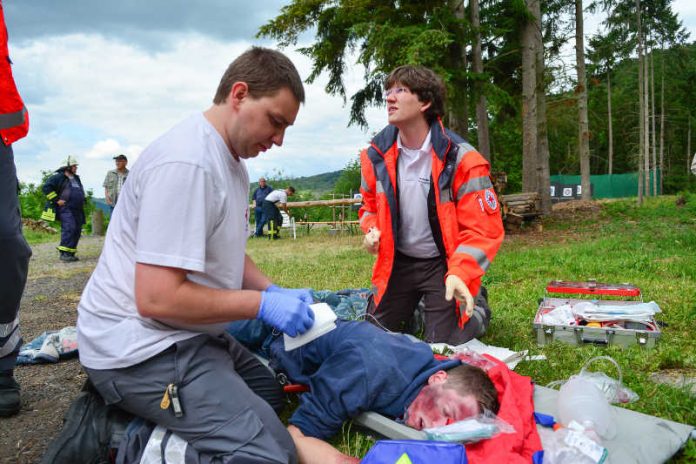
[261,201,282,238]
[367,251,491,345]
[85,333,297,463]
[254,206,265,237]
[57,207,82,253]
[0,143,32,371]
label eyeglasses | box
[384,87,410,99]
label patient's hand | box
[287,425,360,464]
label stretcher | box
[257,353,695,463]
[353,388,693,463]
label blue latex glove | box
[258,291,315,337]
[266,284,314,305]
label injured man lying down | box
[230,319,500,464]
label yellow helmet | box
[65,156,79,166]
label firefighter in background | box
[359,65,504,345]
[42,156,86,262]
[0,0,31,417]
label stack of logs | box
[500,192,542,231]
[22,218,57,234]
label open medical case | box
[533,280,661,348]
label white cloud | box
[11,32,384,193]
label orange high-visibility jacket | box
[359,119,504,327]
[0,1,29,146]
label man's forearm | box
[242,254,273,291]
[135,262,261,324]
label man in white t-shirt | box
[68,47,315,464]
[261,186,295,239]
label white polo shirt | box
[264,189,288,205]
[396,131,440,258]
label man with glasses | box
[359,65,504,345]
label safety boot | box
[0,371,21,417]
[40,380,132,464]
[60,251,78,262]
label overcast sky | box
[4,0,696,194]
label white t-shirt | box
[396,131,440,258]
[264,189,288,204]
[77,113,250,369]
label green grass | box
[23,228,59,245]
[22,197,695,459]
[248,195,696,461]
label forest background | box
[17,0,696,224]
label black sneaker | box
[41,380,132,464]
[0,373,21,417]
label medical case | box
[532,280,661,348]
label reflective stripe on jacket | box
[359,118,504,327]
[0,3,29,145]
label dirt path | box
[0,235,104,464]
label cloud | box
[9,29,384,192]
[4,0,286,48]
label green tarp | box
[550,171,661,199]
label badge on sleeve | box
[483,188,498,213]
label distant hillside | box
[250,170,343,196]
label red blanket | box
[465,355,542,463]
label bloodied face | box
[404,372,480,430]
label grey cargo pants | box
[85,333,297,463]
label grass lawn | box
[23,195,695,460]
[247,194,696,461]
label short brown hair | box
[286,186,296,194]
[444,364,500,414]
[385,65,446,123]
[213,47,305,105]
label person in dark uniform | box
[41,156,86,262]
[252,176,272,237]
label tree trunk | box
[451,1,469,138]
[521,0,538,192]
[688,115,692,174]
[659,47,665,194]
[643,46,650,197]
[575,0,591,200]
[650,47,657,196]
[636,0,643,206]
[533,0,551,214]
[470,0,490,161]
[607,72,613,175]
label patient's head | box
[404,364,499,430]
